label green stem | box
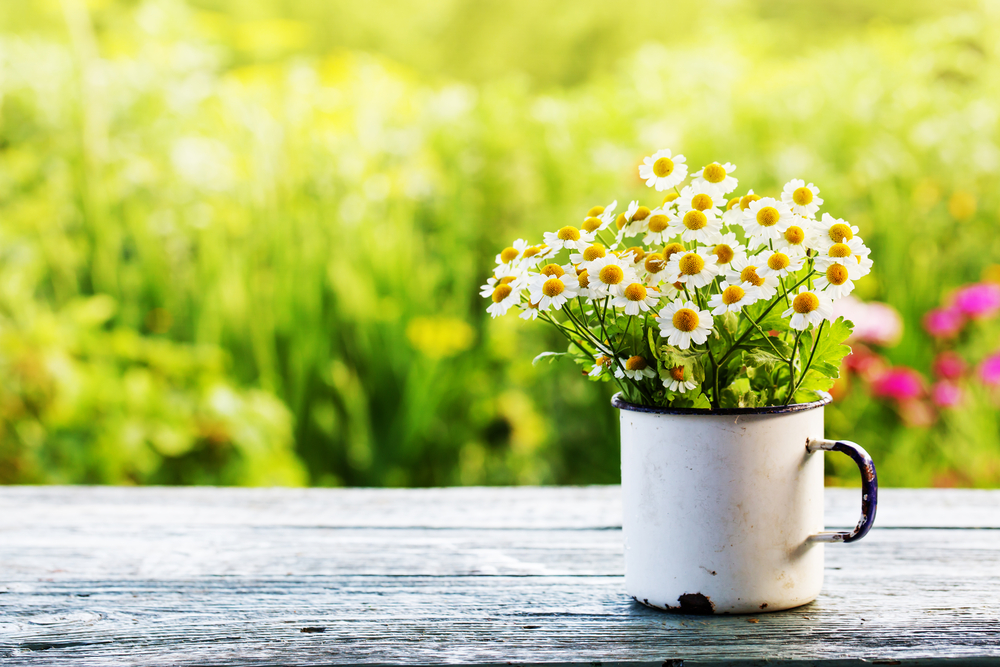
[787,319,826,405]
[716,272,816,368]
[785,329,804,404]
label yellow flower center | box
[647,214,670,233]
[672,308,700,332]
[662,242,685,260]
[670,366,686,381]
[587,205,605,217]
[644,253,666,274]
[523,246,541,258]
[828,223,854,243]
[702,163,727,183]
[784,226,805,245]
[792,187,813,206]
[582,216,603,232]
[713,244,734,264]
[767,252,790,271]
[740,193,761,210]
[595,355,611,367]
[598,264,624,285]
[683,210,707,230]
[615,213,627,230]
[500,247,519,263]
[492,284,513,303]
[826,264,849,286]
[691,193,714,211]
[678,253,705,275]
[792,292,820,314]
[577,269,590,288]
[541,263,565,278]
[726,197,741,211]
[722,285,745,305]
[624,246,645,263]
[662,192,679,205]
[632,206,651,222]
[740,266,765,287]
[756,206,780,227]
[582,244,606,262]
[499,276,516,285]
[542,278,565,298]
[653,157,675,178]
[557,226,581,241]
[828,243,852,258]
[626,355,648,371]
[624,283,647,302]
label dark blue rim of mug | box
[611,391,832,416]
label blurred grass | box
[1,0,999,486]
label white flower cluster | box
[482,149,872,398]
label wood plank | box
[1,486,998,530]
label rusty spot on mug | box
[700,566,717,576]
[676,593,715,614]
[759,603,768,609]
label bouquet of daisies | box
[483,149,870,409]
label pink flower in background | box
[870,367,924,401]
[931,381,963,408]
[979,352,1000,386]
[932,351,966,380]
[923,307,965,339]
[954,283,1000,319]
[832,296,902,346]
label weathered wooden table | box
[1,486,998,665]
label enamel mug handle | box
[807,438,878,543]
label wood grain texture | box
[1,486,999,666]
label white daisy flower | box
[721,194,747,227]
[616,355,658,381]
[527,267,579,311]
[582,200,618,233]
[773,218,819,253]
[575,267,599,300]
[479,269,527,298]
[542,225,596,253]
[856,253,873,278]
[727,254,781,300]
[656,299,715,350]
[811,213,860,251]
[813,237,870,270]
[757,246,807,279]
[641,208,673,246]
[663,365,698,394]
[782,287,834,331]
[661,191,682,210]
[668,207,723,245]
[675,183,727,216]
[707,280,762,315]
[665,250,720,289]
[781,179,823,218]
[587,255,638,298]
[494,238,531,267]
[611,282,661,315]
[486,280,522,318]
[639,251,671,285]
[814,259,863,299]
[704,232,747,270]
[742,197,794,245]
[588,353,619,378]
[638,149,688,191]
[569,242,609,272]
[613,201,653,245]
[692,162,738,194]
[518,301,542,320]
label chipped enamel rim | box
[611,391,832,416]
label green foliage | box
[0,0,998,487]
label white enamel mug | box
[615,392,877,614]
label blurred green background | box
[2,0,999,488]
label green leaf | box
[532,351,567,365]
[803,317,854,380]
